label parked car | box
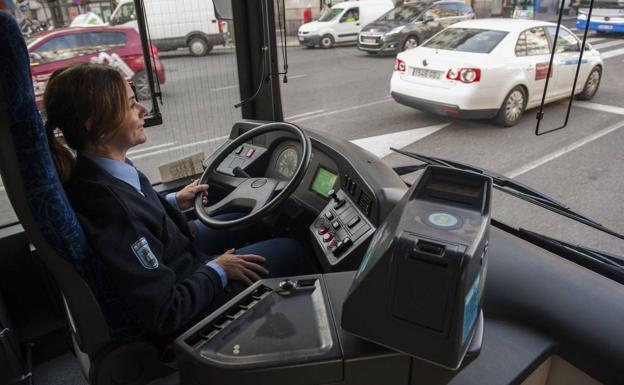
[390,19,603,126]
[358,0,474,55]
[298,0,394,49]
[109,0,228,56]
[27,25,166,107]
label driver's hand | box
[212,248,270,286]
[175,180,209,210]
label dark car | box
[357,0,474,55]
[27,26,166,107]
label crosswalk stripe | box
[600,46,624,59]
[592,40,624,50]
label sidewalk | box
[533,11,578,23]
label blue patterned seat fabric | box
[0,11,142,339]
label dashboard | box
[216,121,408,271]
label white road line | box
[350,123,451,158]
[600,47,624,59]
[127,142,176,155]
[211,74,308,92]
[291,98,392,123]
[573,101,624,115]
[285,109,325,120]
[592,40,624,50]
[130,135,229,160]
[506,121,624,178]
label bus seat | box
[0,11,176,385]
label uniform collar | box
[83,154,141,193]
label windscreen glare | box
[423,28,508,53]
[319,8,343,22]
[378,4,427,22]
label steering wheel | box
[194,122,311,229]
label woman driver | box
[44,62,312,338]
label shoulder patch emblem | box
[131,237,159,269]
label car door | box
[546,26,590,98]
[335,7,360,43]
[436,3,463,28]
[419,4,447,40]
[514,27,558,106]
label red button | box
[246,148,255,158]
[318,226,328,235]
[328,240,337,249]
[322,233,333,242]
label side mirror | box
[29,53,42,66]
[423,15,434,24]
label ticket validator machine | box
[175,166,491,385]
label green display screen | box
[310,167,337,198]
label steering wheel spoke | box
[204,168,247,190]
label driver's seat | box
[0,11,176,385]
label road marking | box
[285,109,325,120]
[592,40,624,50]
[211,74,308,92]
[573,101,624,115]
[506,121,624,178]
[127,142,176,155]
[291,98,392,123]
[350,123,451,158]
[131,135,229,160]
[600,47,624,59]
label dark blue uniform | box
[65,156,310,337]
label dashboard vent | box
[358,192,372,216]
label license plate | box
[299,36,304,41]
[362,37,376,44]
[412,68,441,79]
[598,24,613,30]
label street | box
[1,23,623,255]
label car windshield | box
[378,4,428,22]
[319,8,344,22]
[423,28,508,53]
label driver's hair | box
[44,62,129,182]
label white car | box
[390,19,603,126]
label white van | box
[109,0,227,56]
[298,0,395,48]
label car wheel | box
[320,35,334,49]
[494,86,526,127]
[188,36,212,56]
[132,70,151,101]
[576,66,601,100]
[402,36,419,51]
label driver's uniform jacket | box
[65,156,224,337]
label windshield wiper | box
[391,148,624,241]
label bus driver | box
[44,62,312,339]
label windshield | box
[319,8,344,22]
[423,28,508,53]
[378,4,427,22]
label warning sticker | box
[462,273,480,344]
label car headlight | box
[386,25,406,36]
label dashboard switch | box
[334,199,346,210]
[347,216,360,228]
[318,226,329,235]
[322,233,333,243]
[332,220,341,229]
[235,146,243,154]
[324,211,334,220]
[245,148,255,158]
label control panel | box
[310,189,375,269]
[216,144,266,176]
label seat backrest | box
[0,11,143,357]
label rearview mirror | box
[213,0,233,20]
